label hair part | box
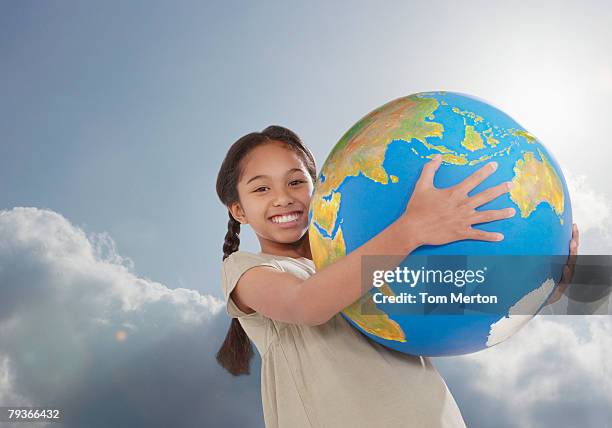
[215,125,316,375]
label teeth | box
[271,212,300,224]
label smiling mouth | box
[269,211,303,224]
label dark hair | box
[215,125,316,375]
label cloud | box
[435,316,612,428]
[565,172,612,238]
[598,65,612,94]
[0,207,264,428]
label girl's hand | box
[546,223,580,305]
[399,154,515,247]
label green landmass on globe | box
[308,91,571,356]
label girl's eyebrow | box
[245,168,303,184]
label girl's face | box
[230,141,314,249]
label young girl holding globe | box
[215,125,578,427]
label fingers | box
[465,227,504,242]
[561,224,579,288]
[564,241,577,287]
[570,239,578,254]
[454,161,499,195]
[559,261,575,288]
[572,223,580,247]
[467,181,513,209]
[569,224,579,256]
[559,265,570,285]
[471,207,516,225]
[568,241,578,271]
[556,269,571,293]
[415,154,442,190]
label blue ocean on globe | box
[308,91,573,356]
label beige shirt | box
[221,250,466,428]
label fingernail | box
[490,161,498,170]
[434,154,442,161]
[507,208,515,217]
[496,233,504,241]
[506,181,513,190]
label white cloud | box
[598,66,612,93]
[0,207,223,321]
[469,317,611,403]
[435,316,612,427]
[0,207,265,427]
[565,172,612,238]
[0,354,30,407]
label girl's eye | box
[290,180,306,186]
[254,187,269,193]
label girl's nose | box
[272,189,294,207]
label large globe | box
[308,91,572,356]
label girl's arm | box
[232,156,515,325]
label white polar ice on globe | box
[486,278,556,347]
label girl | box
[215,125,577,427]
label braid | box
[218,211,254,376]
[223,212,241,261]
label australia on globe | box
[308,91,573,356]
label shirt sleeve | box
[220,251,281,318]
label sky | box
[1,1,611,427]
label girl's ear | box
[229,202,248,224]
